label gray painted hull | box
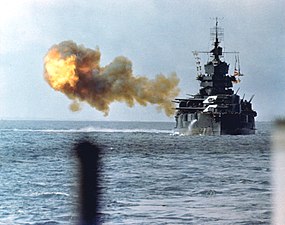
[175,112,255,135]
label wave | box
[1,127,172,134]
[27,192,70,198]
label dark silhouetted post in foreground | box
[75,140,102,225]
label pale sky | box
[0,0,284,121]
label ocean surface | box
[0,120,272,224]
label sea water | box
[0,120,271,224]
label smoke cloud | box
[44,41,180,116]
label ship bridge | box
[194,18,240,96]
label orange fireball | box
[43,41,180,116]
[44,48,78,91]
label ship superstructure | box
[174,19,257,135]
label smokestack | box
[271,119,285,225]
[44,41,180,116]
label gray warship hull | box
[175,111,256,135]
[174,19,257,135]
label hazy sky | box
[0,0,284,121]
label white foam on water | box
[188,119,198,135]
[2,127,172,134]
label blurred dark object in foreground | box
[74,140,102,225]
[272,119,285,225]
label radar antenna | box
[210,17,224,61]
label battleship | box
[174,19,257,135]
